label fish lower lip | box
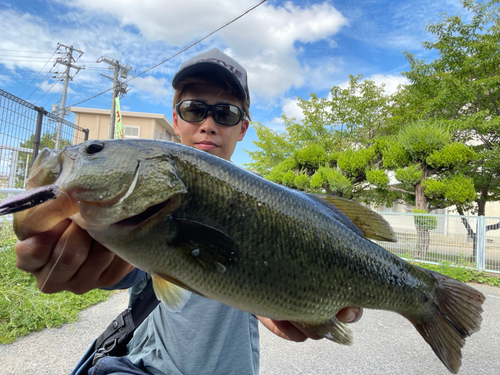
[113,194,182,227]
[115,200,170,227]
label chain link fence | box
[377,212,500,274]
[0,89,88,192]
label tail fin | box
[408,271,485,374]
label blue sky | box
[0,0,471,166]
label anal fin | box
[304,316,353,345]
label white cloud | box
[267,116,287,133]
[130,76,170,97]
[129,76,172,106]
[282,97,305,121]
[301,56,345,92]
[0,9,54,71]
[267,96,305,132]
[0,6,172,104]
[38,80,65,95]
[1,1,350,105]
[54,0,349,100]
[368,74,408,95]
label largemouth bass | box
[0,139,484,374]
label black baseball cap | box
[172,48,250,103]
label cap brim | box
[172,62,248,101]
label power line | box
[67,0,267,108]
[34,78,60,105]
[131,0,267,81]
[0,58,58,62]
[0,49,54,53]
[0,54,58,57]
[42,87,64,108]
[25,65,55,100]
[21,45,59,99]
[0,68,52,73]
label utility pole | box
[97,58,132,139]
[53,44,84,149]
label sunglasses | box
[175,99,245,126]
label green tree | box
[245,122,294,175]
[382,121,477,211]
[245,75,395,202]
[392,0,500,216]
[381,121,477,256]
[390,0,500,249]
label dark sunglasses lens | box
[179,101,207,121]
[214,104,242,126]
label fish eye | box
[84,141,105,155]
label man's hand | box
[257,307,363,342]
[15,219,134,294]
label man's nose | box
[199,112,218,134]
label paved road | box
[260,283,500,375]
[1,283,499,375]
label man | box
[15,48,362,374]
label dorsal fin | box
[309,194,397,242]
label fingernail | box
[344,307,361,323]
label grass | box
[0,221,112,344]
[401,249,500,287]
[415,260,500,287]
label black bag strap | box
[129,275,161,327]
[92,275,160,362]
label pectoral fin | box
[151,274,192,312]
[169,218,239,272]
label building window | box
[124,126,140,138]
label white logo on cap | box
[191,58,243,79]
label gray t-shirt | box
[126,291,260,375]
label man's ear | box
[238,119,249,141]
[172,111,181,136]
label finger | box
[271,320,309,342]
[15,219,72,273]
[34,221,93,293]
[96,255,135,289]
[257,316,306,342]
[337,307,363,324]
[66,241,134,294]
[289,321,323,340]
